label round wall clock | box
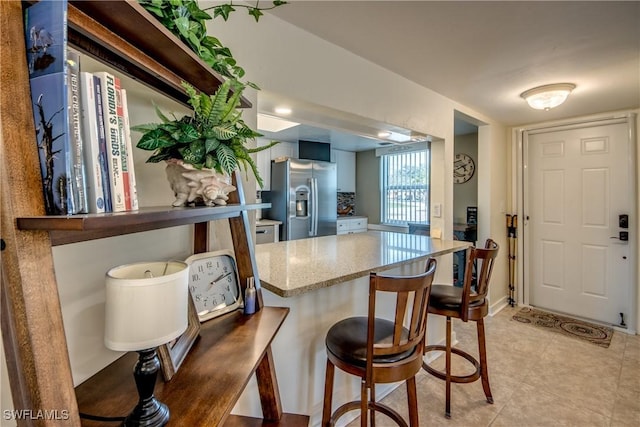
[454,153,475,184]
[185,249,242,322]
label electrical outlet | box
[433,203,442,218]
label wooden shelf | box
[75,307,305,426]
[17,203,270,245]
[68,0,250,108]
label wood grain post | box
[1,2,80,425]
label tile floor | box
[348,305,640,426]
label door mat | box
[512,307,613,348]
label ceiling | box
[257,1,639,151]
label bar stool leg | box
[445,316,452,418]
[476,318,494,404]
[322,359,335,426]
[406,376,419,427]
[370,383,376,427]
[360,379,368,427]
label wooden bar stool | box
[422,239,499,418]
[322,259,437,427]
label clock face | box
[185,250,242,322]
[454,153,475,184]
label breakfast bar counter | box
[233,231,470,425]
[255,230,470,297]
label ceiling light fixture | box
[257,113,300,132]
[274,106,292,115]
[377,131,392,138]
[520,83,576,111]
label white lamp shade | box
[520,83,576,110]
[105,261,189,352]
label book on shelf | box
[93,74,113,212]
[66,50,88,214]
[79,71,106,213]
[120,89,139,211]
[94,71,127,212]
[114,78,133,210]
[24,0,87,215]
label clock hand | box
[208,271,233,290]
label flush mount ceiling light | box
[520,83,576,111]
[377,131,392,138]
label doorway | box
[453,113,479,286]
[520,115,637,329]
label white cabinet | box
[337,216,368,235]
[255,219,282,244]
[256,138,272,190]
[334,149,356,193]
[256,139,299,190]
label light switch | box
[433,203,442,218]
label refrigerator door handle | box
[308,178,315,236]
[312,178,319,236]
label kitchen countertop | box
[255,231,470,297]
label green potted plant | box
[138,0,286,86]
[132,80,278,207]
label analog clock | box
[454,153,475,184]
[185,250,242,322]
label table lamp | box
[105,261,189,427]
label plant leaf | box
[213,4,235,20]
[248,8,264,22]
[154,104,171,123]
[172,123,200,143]
[211,124,237,140]
[216,144,237,175]
[173,16,191,38]
[147,151,173,163]
[188,139,206,160]
[205,138,220,153]
[247,140,279,154]
[136,129,176,150]
[205,153,217,169]
[130,123,159,133]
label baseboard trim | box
[489,295,509,316]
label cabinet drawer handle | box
[256,230,268,234]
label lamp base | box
[125,349,170,427]
[124,401,169,427]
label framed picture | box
[158,295,200,381]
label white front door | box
[525,118,635,327]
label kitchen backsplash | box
[337,192,355,216]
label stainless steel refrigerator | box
[268,159,337,240]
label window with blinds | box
[380,148,430,225]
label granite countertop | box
[255,231,470,297]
